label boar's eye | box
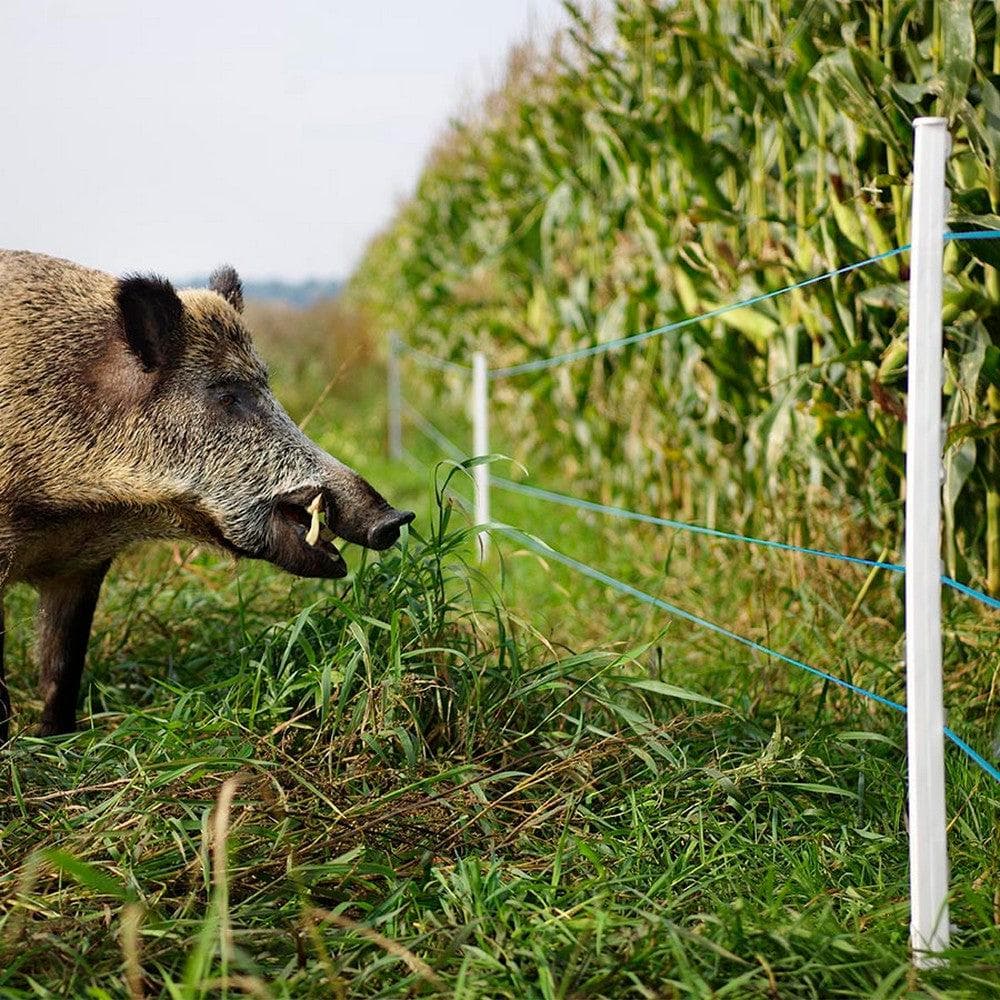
[212,382,255,416]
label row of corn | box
[351,0,1000,594]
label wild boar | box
[0,250,413,739]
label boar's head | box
[111,267,413,578]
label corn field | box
[350,0,1000,593]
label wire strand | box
[494,476,1000,612]
[397,341,471,375]
[491,522,1000,782]
[495,523,905,710]
[400,433,1000,781]
[393,231,1000,380]
[490,245,910,378]
[944,229,1000,242]
[492,476,903,571]
[401,400,467,461]
[940,576,1000,611]
[400,398,1000,613]
[402,399,1000,610]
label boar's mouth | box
[266,488,350,579]
[186,485,413,579]
[260,486,415,580]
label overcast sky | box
[1,1,570,281]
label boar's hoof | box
[367,509,416,550]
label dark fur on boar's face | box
[0,250,414,740]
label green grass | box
[1,364,999,999]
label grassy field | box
[1,320,1000,999]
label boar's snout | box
[367,509,416,550]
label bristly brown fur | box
[0,249,411,741]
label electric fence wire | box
[491,477,1000,612]
[489,244,911,378]
[395,230,1000,380]
[492,476,904,572]
[392,230,1000,779]
[400,402,1000,782]
[402,395,1000,613]
[489,521,1000,784]
[400,399,467,462]
[489,229,1000,377]
[444,457,1000,782]
[396,340,471,374]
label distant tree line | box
[180,275,341,308]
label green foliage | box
[5,9,1000,990]
[0,325,997,996]
[351,0,1000,588]
[1,471,998,996]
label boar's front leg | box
[36,561,111,736]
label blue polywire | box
[489,244,911,378]
[492,476,903,572]
[397,341,471,375]
[487,230,1000,378]
[399,445,423,470]
[394,230,1000,381]
[493,523,1000,782]
[389,231,1000,783]
[495,524,905,711]
[401,397,1000,612]
[494,477,1000,612]
[401,400,468,461]
[402,431,1000,781]
[944,229,1000,242]
[940,576,1000,611]
[942,727,1000,783]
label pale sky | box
[0,1,571,281]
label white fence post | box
[472,351,490,558]
[905,116,950,965]
[387,331,402,460]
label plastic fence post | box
[472,351,490,558]
[906,116,950,966]
[387,332,402,460]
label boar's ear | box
[209,265,244,313]
[116,275,185,373]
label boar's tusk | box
[305,493,324,547]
